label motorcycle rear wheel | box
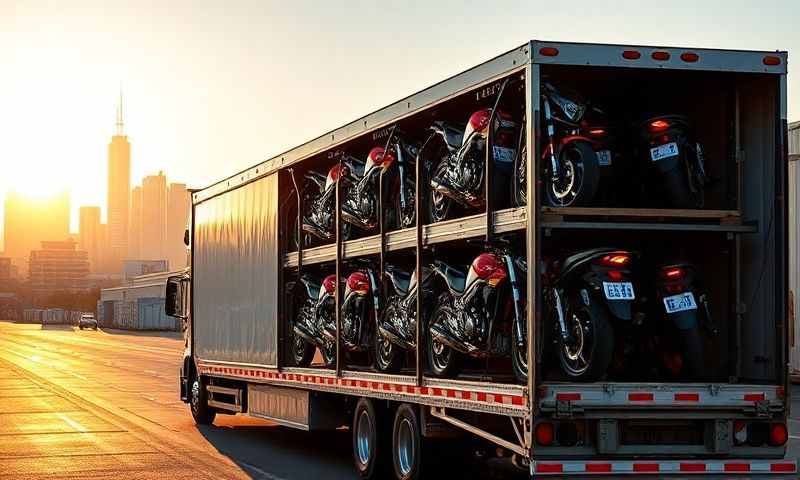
[545,141,599,207]
[322,341,337,368]
[291,334,315,367]
[662,163,703,209]
[681,326,705,381]
[426,304,462,378]
[512,146,527,207]
[375,332,402,373]
[557,298,613,381]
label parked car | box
[78,314,98,330]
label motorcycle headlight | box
[554,94,585,123]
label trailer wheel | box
[189,374,216,425]
[392,404,426,480]
[352,398,390,478]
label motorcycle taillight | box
[596,253,631,267]
[607,270,624,281]
[661,266,686,281]
[648,119,671,133]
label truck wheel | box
[352,398,390,479]
[392,404,426,480]
[189,374,216,425]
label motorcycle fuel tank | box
[468,253,507,288]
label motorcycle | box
[324,262,381,360]
[425,238,528,383]
[340,134,421,232]
[426,108,520,223]
[544,248,639,381]
[650,263,714,380]
[374,264,435,373]
[294,155,362,246]
[536,82,605,207]
[639,115,707,208]
[289,273,340,367]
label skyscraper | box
[141,171,167,261]
[128,186,143,259]
[166,182,190,269]
[107,92,130,272]
[3,190,70,277]
[78,206,102,272]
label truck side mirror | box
[183,228,190,246]
[165,276,185,318]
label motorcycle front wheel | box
[426,304,462,378]
[375,332,402,374]
[557,298,614,381]
[512,338,528,384]
[321,341,337,368]
[425,158,455,224]
[545,141,600,207]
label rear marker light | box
[674,392,699,402]
[763,55,781,66]
[769,423,788,446]
[629,392,654,401]
[652,51,671,61]
[771,463,797,473]
[539,47,559,57]
[536,463,563,473]
[556,392,581,401]
[535,422,554,446]
[622,50,641,60]
[744,392,765,401]
[585,463,612,473]
[633,463,659,473]
[680,52,699,63]
[680,463,706,472]
[725,463,750,473]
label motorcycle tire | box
[512,145,527,207]
[424,155,455,224]
[426,304,462,378]
[545,140,600,207]
[662,164,703,209]
[375,332,402,374]
[394,175,416,230]
[322,341,337,368]
[511,338,528,384]
[557,298,614,382]
[291,332,314,367]
[681,326,705,381]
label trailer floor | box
[0,321,794,479]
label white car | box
[78,314,98,330]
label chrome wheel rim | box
[191,379,200,413]
[356,410,373,466]
[397,417,415,476]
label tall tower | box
[78,206,102,272]
[107,90,130,272]
[141,171,167,261]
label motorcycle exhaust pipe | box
[340,206,376,230]
[378,323,415,350]
[430,176,484,208]
[302,219,333,240]
[429,323,478,354]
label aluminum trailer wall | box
[789,121,799,373]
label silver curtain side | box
[194,174,279,366]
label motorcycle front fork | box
[543,99,560,183]
[552,288,573,344]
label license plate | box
[663,292,697,313]
[596,149,612,166]
[603,282,635,300]
[493,146,516,164]
[650,142,679,162]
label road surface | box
[0,321,795,479]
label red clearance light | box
[535,422,555,445]
[763,55,781,66]
[622,50,641,60]
[539,47,559,57]
[680,52,699,63]
[776,386,785,399]
[652,51,671,61]
[649,119,671,133]
[769,423,788,446]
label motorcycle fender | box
[670,310,699,330]
[605,299,632,321]
[560,135,594,146]
[651,148,681,173]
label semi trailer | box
[166,40,795,478]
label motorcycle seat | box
[432,121,464,152]
[433,260,466,293]
[305,170,327,188]
[560,248,619,277]
[385,265,411,296]
[299,274,321,299]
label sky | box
[1,0,798,249]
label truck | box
[166,40,795,478]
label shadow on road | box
[40,324,75,331]
[99,328,183,340]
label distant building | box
[28,239,90,292]
[141,172,167,260]
[166,183,189,270]
[3,190,70,277]
[129,185,143,259]
[107,93,131,272]
[123,259,168,281]
[0,257,10,282]
[79,206,102,272]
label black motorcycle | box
[536,82,605,207]
[650,263,714,380]
[324,264,381,360]
[294,155,362,246]
[374,264,434,373]
[544,248,639,381]
[426,239,528,383]
[289,273,339,367]
[425,108,520,223]
[341,134,420,232]
[639,115,707,208]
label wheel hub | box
[397,418,415,476]
[356,410,372,466]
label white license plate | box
[650,142,679,162]
[603,282,635,300]
[596,149,612,166]
[493,146,516,164]
[663,292,697,313]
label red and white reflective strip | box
[197,365,526,409]
[541,384,781,408]
[533,460,797,475]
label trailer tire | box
[352,398,390,479]
[189,374,216,425]
[392,404,426,480]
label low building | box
[28,240,90,292]
[99,269,182,331]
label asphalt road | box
[0,320,796,479]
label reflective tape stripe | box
[532,460,796,475]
